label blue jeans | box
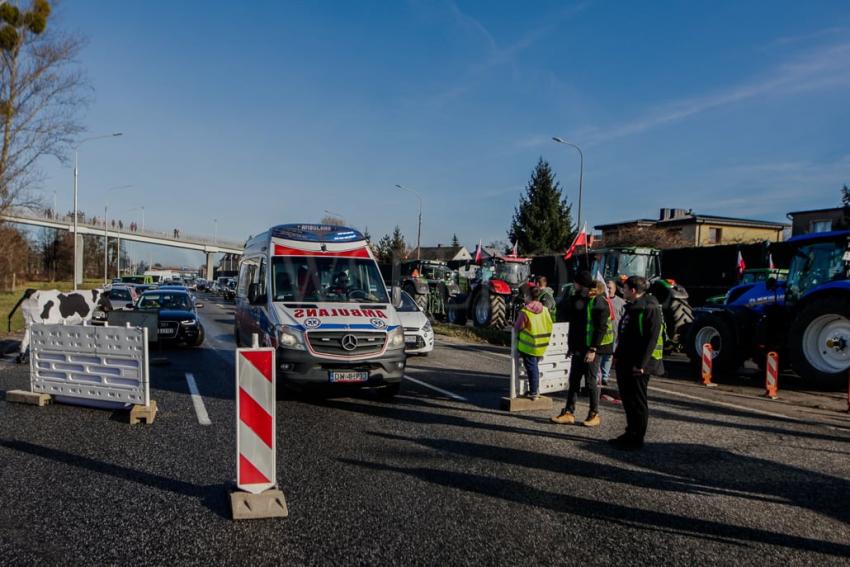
[522,354,540,395]
[599,353,614,385]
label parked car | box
[129,289,205,346]
[223,278,237,300]
[196,278,208,292]
[396,291,434,355]
[106,285,139,311]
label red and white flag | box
[564,224,588,260]
[768,253,775,270]
[474,239,482,264]
[737,251,746,275]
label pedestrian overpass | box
[0,208,244,280]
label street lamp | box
[394,184,422,260]
[552,136,584,230]
[73,132,123,289]
[103,184,133,284]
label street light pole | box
[102,184,133,284]
[72,132,123,289]
[395,184,422,260]
[552,137,584,230]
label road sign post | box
[229,334,288,520]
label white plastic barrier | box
[29,322,149,408]
[509,322,571,398]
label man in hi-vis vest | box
[514,284,553,401]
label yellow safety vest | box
[638,309,665,361]
[586,296,615,348]
[517,307,553,357]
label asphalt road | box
[1,294,849,566]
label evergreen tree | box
[508,158,575,255]
[842,184,850,207]
[451,233,460,247]
[390,226,407,259]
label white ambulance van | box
[234,224,406,396]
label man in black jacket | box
[551,271,614,427]
[610,275,664,450]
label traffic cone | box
[701,343,717,387]
[763,351,779,400]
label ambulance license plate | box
[329,370,369,383]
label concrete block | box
[129,400,157,425]
[6,389,52,407]
[229,488,288,520]
[501,395,554,412]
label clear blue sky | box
[37,1,850,266]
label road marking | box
[403,374,468,402]
[648,385,804,422]
[185,373,212,426]
[436,340,512,359]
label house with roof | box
[409,245,473,262]
[595,208,788,247]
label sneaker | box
[583,412,601,427]
[525,392,540,400]
[550,410,575,425]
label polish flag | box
[737,251,746,275]
[564,224,588,260]
[768,253,775,270]
[474,240,482,264]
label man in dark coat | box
[610,275,664,450]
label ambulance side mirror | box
[391,286,401,308]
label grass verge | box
[432,322,511,346]
[0,279,103,335]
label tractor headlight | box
[279,325,305,350]
[388,326,405,349]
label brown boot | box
[550,410,575,425]
[583,411,601,427]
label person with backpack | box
[551,271,615,427]
[514,284,554,401]
[610,275,664,450]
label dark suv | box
[130,290,205,346]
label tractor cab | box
[590,247,661,282]
[783,232,850,305]
[482,256,531,289]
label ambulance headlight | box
[388,326,405,349]
[279,326,305,350]
[422,320,433,333]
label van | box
[234,224,406,396]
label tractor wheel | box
[789,296,850,388]
[487,294,507,329]
[413,293,428,313]
[473,291,492,327]
[668,297,694,343]
[447,296,467,326]
[686,313,738,374]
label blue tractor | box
[687,230,850,387]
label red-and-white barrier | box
[701,343,716,387]
[236,346,276,494]
[764,351,779,400]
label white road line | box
[436,340,512,359]
[403,374,468,402]
[185,372,212,426]
[648,385,804,422]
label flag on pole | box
[474,239,482,264]
[564,224,588,260]
[737,251,746,275]
[768,253,775,270]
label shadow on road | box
[0,439,231,519]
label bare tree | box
[0,0,89,216]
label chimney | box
[659,208,671,220]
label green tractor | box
[399,259,460,320]
[589,246,694,349]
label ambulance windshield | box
[272,257,389,303]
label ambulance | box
[234,224,406,396]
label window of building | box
[810,220,832,233]
[707,227,722,244]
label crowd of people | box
[40,208,180,237]
[514,271,664,451]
